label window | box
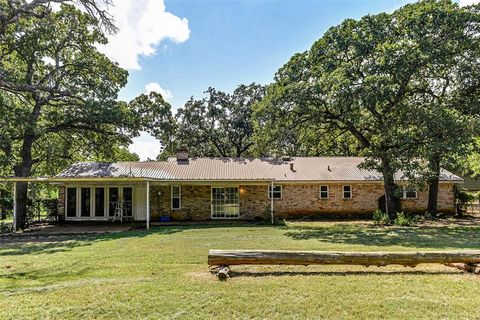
[80,188,91,217]
[402,186,417,199]
[66,188,77,217]
[108,187,119,217]
[319,185,329,199]
[171,186,181,210]
[343,185,352,199]
[211,187,239,219]
[268,185,282,199]
[123,187,133,216]
[94,187,105,217]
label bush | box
[454,185,476,216]
[40,199,58,216]
[0,221,12,234]
[372,209,390,225]
[393,212,419,227]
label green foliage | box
[37,198,58,219]
[454,185,476,207]
[372,209,390,225]
[253,0,480,216]
[172,83,265,158]
[393,212,419,227]
[0,4,174,227]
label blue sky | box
[106,0,427,159]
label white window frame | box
[211,186,240,219]
[65,187,79,218]
[79,187,93,218]
[268,185,283,199]
[171,185,181,210]
[65,185,134,220]
[402,186,417,199]
[319,185,329,199]
[343,185,352,199]
[93,187,108,218]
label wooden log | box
[216,266,230,280]
[208,250,480,267]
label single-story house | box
[43,152,461,225]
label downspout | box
[146,180,150,230]
[270,180,274,225]
[13,181,16,232]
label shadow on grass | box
[0,223,272,256]
[229,269,461,278]
[281,224,480,249]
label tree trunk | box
[427,155,441,217]
[13,135,35,230]
[381,158,397,220]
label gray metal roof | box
[55,157,463,182]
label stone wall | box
[240,185,270,220]
[56,182,457,221]
[57,186,65,221]
[150,185,211,221]
[150,184,270,221]
[401,183,455,213]
[273,182,456,218]
[273,183,384,219]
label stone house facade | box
[54,157,461,222]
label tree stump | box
[216,266,230,281]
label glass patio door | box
[211,187,239,219]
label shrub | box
[393,212,419,227]
[0,221,12,234]
[372,209,390,225]
[454,185,476,215]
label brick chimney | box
[176,148,189,161]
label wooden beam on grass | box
[208,249,480,269]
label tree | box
[255,0,480,218]
[0,5,167,229]
[0,0,116,36]
[128,91,176,159]
[173,83,265,157]
[393,1,480,215]
[255,12,428,219]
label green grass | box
[2,221,480,319]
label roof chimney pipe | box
[290,163,295,172]
[176,148,189,161]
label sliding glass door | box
[80,188,91,217]
[94,188,105,217]
[109,187,119,217]
[211,187,239,219]
[66,188,77,218]
[64,186,133,219]
[123,187,133,217]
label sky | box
[97,0,476,160]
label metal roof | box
[54,157,463,182]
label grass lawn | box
[2,221,480,319]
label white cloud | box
[98,0,190,70]
[129,132,162,161]
[145,82,173,100]
[459,0,480,6]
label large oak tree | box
[0,5,170,228]
[172,83,265,158]
[255,0,480,219]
